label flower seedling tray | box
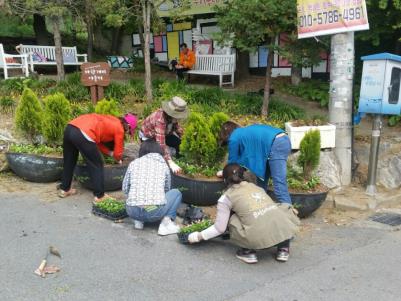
[92,198,127,221]
[177,232,190,244]
[177,219,213,245]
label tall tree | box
[215,0,297,116]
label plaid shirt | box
[141,109,183,161]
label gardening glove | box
[168,160,182,174]
[216,170,223,178]
[188,231,202,244]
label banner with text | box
[297,0,369,39]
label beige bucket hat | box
[162,96,189,119]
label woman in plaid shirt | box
[140,96,189,174]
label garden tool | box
[34,246,61,277]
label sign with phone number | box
[297,0,369,39]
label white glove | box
[188,231,202,244]
[168,160,182,174]
[216,170,223,178]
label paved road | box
[0,191,400,301]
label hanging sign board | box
[297,0,369,39]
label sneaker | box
[276,248,290,262]
[158,216,180,236]
[134,220,144,230]
[236,248,258,264]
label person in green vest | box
[188,163,300,264]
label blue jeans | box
[126,189,182,223]
[257,135,292,204]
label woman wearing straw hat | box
[140,96,189,174]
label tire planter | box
[171,173,225,206]
[6,152,63,183]
[267,189,328,218]
[74,163,128,192]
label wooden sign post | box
[80,62,111,104]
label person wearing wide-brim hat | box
[140,96,189,173]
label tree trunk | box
[291,65,302,86]
[261,46,274,116]
[235,50,250,80]
[85,1,94,62]
[52,17,65,82]
[142,0,153,103]
[111,26,122,55]
[33,14,51,45]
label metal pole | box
[329,32,354,185]
[366,114,382,196]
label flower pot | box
[285,122,336,149]
[171,173,225,206]
[92,204,128,221]
[267,189,328,218]
[177,232,190,244]
[74,163,128,192]
[6,152,63,183]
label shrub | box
[105,81,137,102]
[42,93,71,145]
[297,129,321,180]
[71,102,95,118]
[0,96,16,112]
[180,112,218,167]
[15,88,43,140]
[95,98,121,117]
[49,72,90,102]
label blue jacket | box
[227,124,284,179]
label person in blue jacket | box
[218,121,292,204]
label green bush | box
[15,88,43,140]
[49,72,90,102]
[0,78,25,96]
[105,81,137,102]
[71,102,95,118]
[42,93,71,145]
[0,96,16,112]
[95,98,121,117]
[297,129,321,180]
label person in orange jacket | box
[170,43,196,80]
[58,113,137,202]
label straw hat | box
[161,96,189,119]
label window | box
[389,67,401,104]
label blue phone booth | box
[358,53,401,115]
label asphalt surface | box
[1,189,401,301]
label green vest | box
[225,182,300,250]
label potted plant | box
[74,98,136,191]
[177,219,213,244]
[92,196,128,221]
[268,129,328,218]
[285,118,336,149]
[172,112,229,206]
[6,89,70,182]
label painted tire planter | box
[74,164,128,192]
[6,152,63,183]
[171,173,225,206]
[267,189,328,218]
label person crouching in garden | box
[218,121,292,204]
[139,96,189,174]
[58,113,137,203]
[188,163,300,264]
[122,140,182,235]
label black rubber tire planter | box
[6,152,63,183]
[267,189,328,218]
[74,163,128,192]
[171,173,225,206]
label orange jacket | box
[179,49,196,69]
[69,114,125,161]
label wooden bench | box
[17,45,87,72]
[0,43,29,79]
[185,54,236,87]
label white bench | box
[185,54,236,87]
[0,43,29,79]
[18,45,87,72]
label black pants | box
[166,134,181,157]
[171,60,189,80]
[61,124,104,198]
[276,239,290,250]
